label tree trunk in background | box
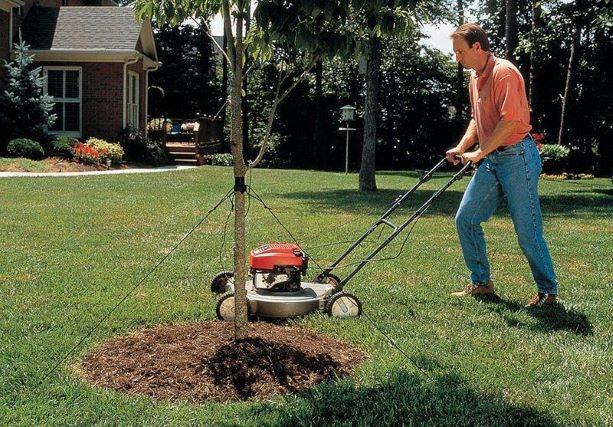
[505,0,518,61]
[221,34,229,152]
[455,0,465,126]
[312,58,324,168]
[557,31,577,146]
[359,36,381,192]
[594,27,612,175]
[241,1,251,161]
[528,0,542,127]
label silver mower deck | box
[221,278,336,318]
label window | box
[127,71,139,129]
[44,67,82,137]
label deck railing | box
[147,116,224,155]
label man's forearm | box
[457,119,478,152]
[477,120,518,156]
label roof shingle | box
[22,6,141,51]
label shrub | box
[86,138,124,164]
[119,127,171,166]
[6,138,45,159]
[209,153,233,166]
[119,128,147,160]
[540,144,570,174]
[143,141,171,166]
[50,136,76,159]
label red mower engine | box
[249,243,309,292]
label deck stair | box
[166,142,198,166]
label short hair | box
[450,23,490,52]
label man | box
[446,23,558,307]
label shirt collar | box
[476,53,495,79]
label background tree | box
[505,0,518,60]
[148,23,221,118]
[527,0,542,125]
[477,0,611,174]
[0,42,56,150]
[351,1,448,192]
[455,0,467,127]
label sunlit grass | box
[1,167,611,425]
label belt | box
[495,144,517,152]
[495,134,531,152]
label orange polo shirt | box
[469,54,532,147]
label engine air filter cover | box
[249,243,307,272]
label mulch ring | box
[78,321,367,403]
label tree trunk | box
[359,36,381,192]
[558,31,577,146]
[241,1,251,161]
[312,58,324,168]
[505,0,518,61]
[455,0,465,126]
[221,34,229,152]
[223,0,248,339]
[528,0,541,125]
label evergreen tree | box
[0,41,56,149]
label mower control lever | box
[378,219,398,231]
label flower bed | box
[73,138,124,165]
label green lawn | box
[1,167,611,426]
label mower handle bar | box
[319,157,473,289]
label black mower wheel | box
[211,271,233,293]
[325,292,362,317]
[216,292,236,321]
[317,273,341,287]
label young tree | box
[134,0,350,339]
[0,42,56,148]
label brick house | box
[0,0,158,141]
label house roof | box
[22,6,156,60]
[0,0,24,12]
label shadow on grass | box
[248,369,559,426]
[207,337,343,400]
[475,294,593,336]
[279,187,611,218]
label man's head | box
[450,23,490,72]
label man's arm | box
[461,120,520,163]
[446,119,478,164]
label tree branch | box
[248,54,321,169]
[192,16,233,66]
[222,0,237,70]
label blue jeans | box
[455,136,558,294]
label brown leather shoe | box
[525,293,557,308]
[451,281,495,297]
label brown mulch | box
[79,321,367,403]
[0,157,133,172]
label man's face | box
[453,37,480,70]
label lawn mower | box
[211,157,472,320]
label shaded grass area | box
[0,167,611,425]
